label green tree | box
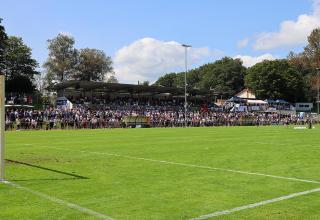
[303,28,320,68]
[200,57,246,97]
[172,69,205,90]
[3,36,39,80]
[44,33,78,84]
[245,60,305,102]
[154,73,177,87]
[287,28,320,101]
[173,73,185,88]
[303,29,320,102]
[74,48,113,81]
[154,57,246,97]
[287,51,310,76]
[0,18,8,72]
[2,36,39,93]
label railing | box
[5,119,317,131]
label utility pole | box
[182,44,191,128]
[317,68,320,122]
[0,73,5,181]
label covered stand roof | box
[52,80,211,96]
[226,96,246,103]
[265,99,289,104]
[247,99,268,104]
[275,99,288,104]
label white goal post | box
[0,73,4,181]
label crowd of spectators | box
[5,102,315,130]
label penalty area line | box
[0,180,114,220]
[40,145,320,185]
[189,187,320,219]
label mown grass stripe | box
[41,145,320,185]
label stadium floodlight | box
[0,72,4,181]
[182,44,191,128]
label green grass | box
[1,126,320,220]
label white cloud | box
[234,54,276,67]
[113,38,220,83]
[253,0,320,50]
[237,38,249,48]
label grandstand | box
[52,80,213,108]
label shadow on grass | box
[5,159,89,181]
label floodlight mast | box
[182,44,191,128]
[0,73,4,181]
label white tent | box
[56,97,73,109]
[247,99,267,105]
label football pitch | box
[1,126,320,220]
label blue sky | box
[0,0,318,83]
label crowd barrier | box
[4,119,317,131]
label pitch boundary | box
[1,180,114,220]
[6,145,320,219]
[189,187,320,219]
[41,146,320,185]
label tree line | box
[43,33,116,89]
[1,17,320,103]
[0,19,115,94]
[0,18,39,93]
[155,29,320,103]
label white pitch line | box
[189,187,320,220]
[1,180,114,220]
[42,146,320,185]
